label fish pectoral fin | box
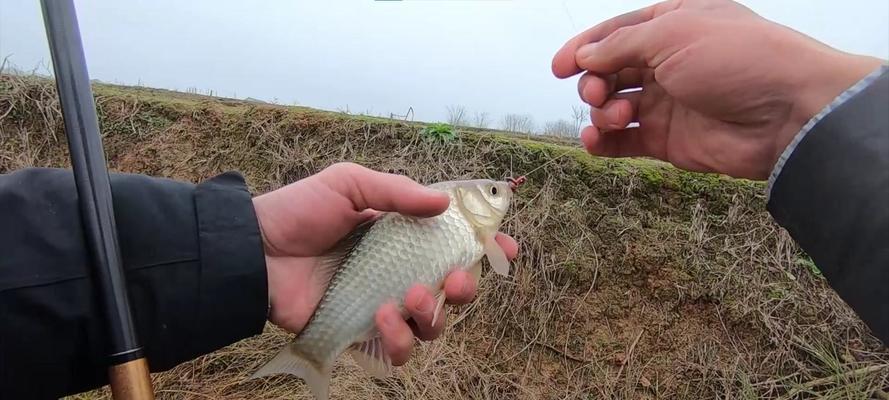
[251,345,331,400]
[348,335,392,379]
[468,261,483,282]
[483,235,510,277]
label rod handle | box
[109,358,155,400]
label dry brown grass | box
[2,73,888,399]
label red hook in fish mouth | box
[507,176,526,192]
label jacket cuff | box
[766,67,889,343]
[192,172,268,354]
[766,64,888,200]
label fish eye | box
[490,185,498,196]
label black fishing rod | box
[39,0,154,398]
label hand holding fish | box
[252,162,518,378]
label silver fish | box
[251,179,515,400]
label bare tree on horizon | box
[543,119,575,137]
[501,113,535,134]
[446,105,467,127]
[571,105,589,137]
[472,111,491,129]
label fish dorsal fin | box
[348,335,392,379]
[483,234,510,276]
[314,217,378,289]
[252,345,331,400]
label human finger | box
[375,303,414,366]
[578,72,611,106]
[574,14,687,75]
[494,232,519,260]
[357,208,382,223]
[404,285,445,341]
[580,125,663,159]
[552,1,681,78]
[590,91,641,132]
[325,162,450,218]
[578,69,646,106]
[442,232,517,304]
[442,270,477,306]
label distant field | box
[2,74,887,399]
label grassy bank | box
[2,74,886,399]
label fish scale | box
[299,194,483,365]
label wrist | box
[777,43,883,168]
[794,53,883,126]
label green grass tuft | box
[420,123,458,143]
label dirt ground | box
[2,74,887,399]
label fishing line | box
[508,146,575,191]
[561,0,578,30]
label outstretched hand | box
[552,0,883,180]
[252,162,518,366]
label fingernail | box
[461,279,472,298]
[415,294,434,314]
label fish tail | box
[251,344,331,400]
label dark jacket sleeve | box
[0,168,268,399]
[768,66,889,344]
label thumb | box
[552,2,672,78]
[323,163,450,218]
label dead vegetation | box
[2,73,888,399]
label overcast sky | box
[1,0,887,129]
